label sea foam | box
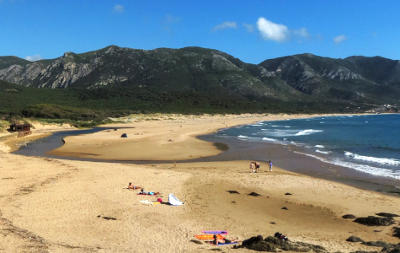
[315,149,331,155]
[344,152,400,166]
[294,151,400,180]
[262,137,278,142]
[295,129,323,136]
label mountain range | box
[0,45,399,121]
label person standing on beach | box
[249,161,255,173]
[268,160,272,172]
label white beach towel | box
[168,193,184,206]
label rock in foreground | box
[354,216,395,226]
[236,235,327,252]
[376,212,399,218]
[347,236,364,243]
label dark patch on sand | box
[342,214,356,219]
[284,192,292,196]
[213,142,229,151]
[227,190,239,194]
[248,192,261,197]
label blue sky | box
[0,0,399,63]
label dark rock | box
[376,212,399,218]
[190,239,203,245]
[102,216,117,221]
[227,190,240,194]
[362,241,392,248]
[388,191,400,196]
[281,207,288,210]
[97,215,117,220]
[350,251,378,253]
[270,221,276,225]
[373,230,382,233]
[237,234,328,252]
[121,133,127,138]
[346,236,364,243]
[354,216,395,226]
[342,214,356,219]
[385,245,400,253]
[248,192,261,197]
[393,227,400,239]
[385,248,400,253]
[284,192,292,195]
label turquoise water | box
[217,114,400,179]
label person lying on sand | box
[212,234,238,245]
[138,188,160,195]
[127,182,141,190]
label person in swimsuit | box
[128,182,141,190]
[212,234,236,245]
[249,162,256,173]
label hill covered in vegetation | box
[0,46,399,124]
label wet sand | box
[1,114,400,252]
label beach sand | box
[1,114,399,252]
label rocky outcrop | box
[347,236,364,243]
[376,213,399,218]
[236,235,328,252]
[343,214,357,219]
[354,216,395,226]
[393,227,400,239]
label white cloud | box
[256,17,288,42]
[213,21,237,31]
[113,4,124,13]
[333,34,347,44]
[243,23,254,33]
[293,27,309,38]
[25,54,42,61]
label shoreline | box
[12,113,400,195]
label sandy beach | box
[1,114,400,253]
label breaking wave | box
[315,149,331,155]
[344,152,400,166]
[294,151,400,180]
[295,129,323,136]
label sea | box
[216,114,400,180]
